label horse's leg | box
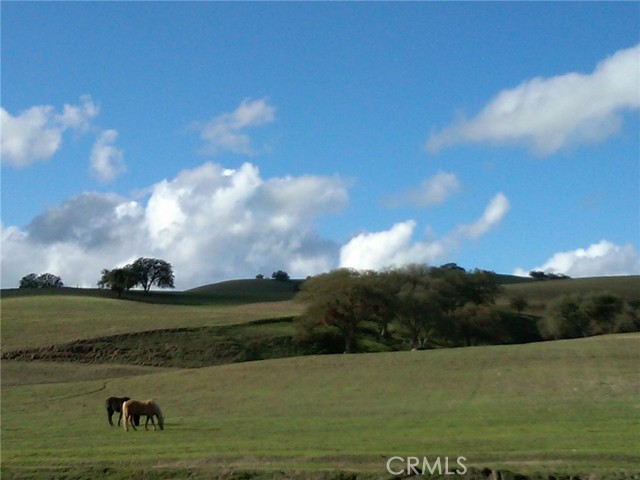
[144,415,155,430]
[107,407,114,426]
[117,410,123,426]
[129,413,138,431]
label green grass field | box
[1,294,302,352]
[500,276,640,313]
[2,277,639,479]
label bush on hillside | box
[510,294,529,313]
[538,292,626,340]
[272,270,290,281]
[19,273,64,289]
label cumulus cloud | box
[1,161,348,289]
[1,192,145,288]
[1,96,100,167]
[426,44,640,155]
[385,172,461,208]
[90,129,126,182]
[514,240,640,278]
[196,98,276,156]
[338,220,447,271]
[455,192,510,239]
[56,95,100,131]
[340,192,509,271]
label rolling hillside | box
[2,334,639,478]
[502,276,640,307]
[1,275,639,479]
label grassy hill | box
[4,274,638,309]
[187,278,304,302]
[3,275,638,360]
[502,276,640,307]
[2,334,639,479]
[1,278,304,305]
[2,275,639,479]
[3,317,303,368]
[1,293,302,352]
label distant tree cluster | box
[538,292,634,339]
[529,271,571,281]
[19,273,64,289]
[98,257,174,297]
[295,264,503,353]
[271,270,290,281]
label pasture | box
[1,294,302,352]
[500,276,640,314]
[2,335,639,479]
[1,277,639,479]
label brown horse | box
[122,399,164,431]
[105,396,139,427]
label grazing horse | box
[122,399,164,431]
[105,396,139,427]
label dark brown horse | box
[105,396,139,427]
[122,399,164,431]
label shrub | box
[19,273,64,289]
[538,292,625,340]
[272,270,290,281]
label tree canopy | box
[19,273,64,289]
[98,257,175,296]
[538,292,625,339]
[271,270,290,281]
[296,264,503,352]
[129,257,175,292]
[97,268,138,298]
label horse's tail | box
[122,400,130,431]
[153,401,164,430]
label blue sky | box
[2,2,639,289]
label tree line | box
[98,258,175,297]
[18,257,175,297]
[17,260,637,350]
[295,264,504,353]
[19,272,65,289]
[538,292,638,339]
[294,264,637,353]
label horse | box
[122,399,164,431]
[105,396,140,427]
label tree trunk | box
[344,335,353,354]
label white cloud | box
[1,96,100,167]
[197,98,276,156]
[426,44,640,155]
[1,162,347,289]
[386,172,461,208]
[339,221,421,270]
[514,240,640,278]
[90,129,126,182]
[56,95,100,131]
[1,106,62,167]
[339,192,509,271]
[455,192,510,239]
